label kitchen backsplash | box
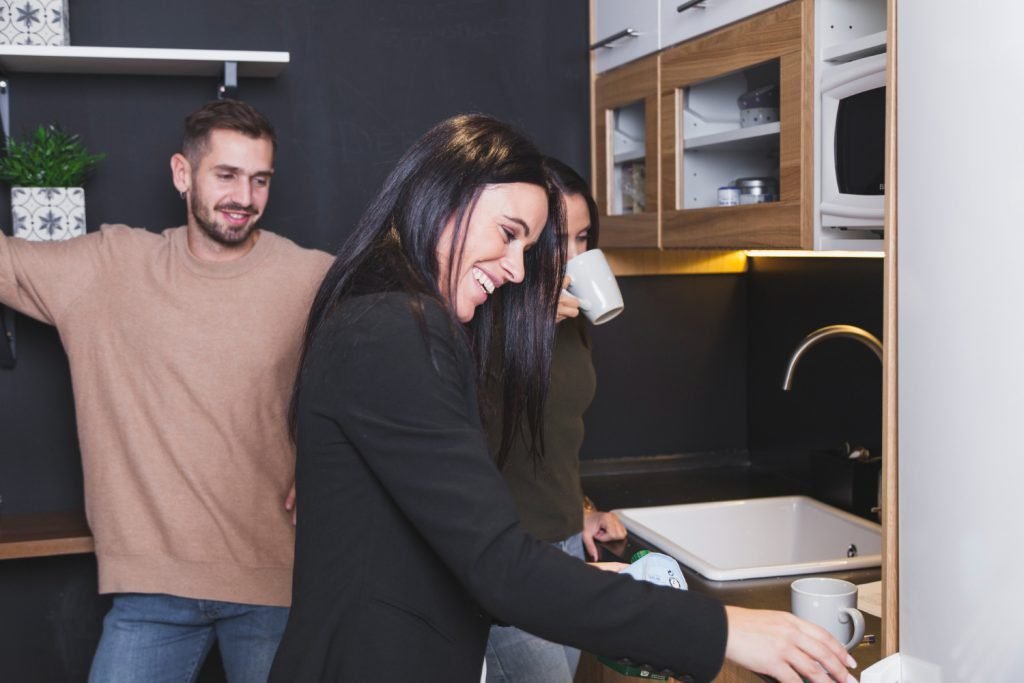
[583,256,883,462]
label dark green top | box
[488,320,597,542]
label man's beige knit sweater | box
[0,224,332,606]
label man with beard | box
[0,100,332,681]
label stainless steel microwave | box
[820,52,886,229]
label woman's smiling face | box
[436,183,548,323]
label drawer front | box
[593,0,660,73]
[660,0,790,49]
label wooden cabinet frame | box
[593,54,660,248]
[881,0,898,655]
[659,0,814,249]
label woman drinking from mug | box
[269,114,859,683]
[484,158,627,683]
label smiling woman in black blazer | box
[268,114,858,683]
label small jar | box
[717,186,740,206]
[735,177,778,204]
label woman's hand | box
[723,606,858,683]
[556,275,581,323]
[582,509,627,561]
[591,561,629,573]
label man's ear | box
[170,153,192,195]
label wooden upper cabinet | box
[593,53,660,248]
[659,0,813,248]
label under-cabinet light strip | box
[745,250,884,258]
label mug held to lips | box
[564,249,624,325]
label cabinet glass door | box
[680,59,780,210]
[610,100,647,215]
[659,0,809,249]
[594,53,659,248]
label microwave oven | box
[819,52,886,229]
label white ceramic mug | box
[791,577,866,651]
[565,249,624,325]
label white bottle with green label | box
[598,550,688,679]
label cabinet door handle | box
[677,0,707,12]
[590,28,639,50]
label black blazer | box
[270,294,727,683]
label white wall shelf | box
[0,45,288,77]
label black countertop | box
[582,453,883,679]
[581,449,882,519]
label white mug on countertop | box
[565,249,624,325]
[791,577,866,651]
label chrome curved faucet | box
[782,324,882,390]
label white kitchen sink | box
[615,495,882,581]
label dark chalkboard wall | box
[0,2,590,680]
[583,275,749,459]
[580,258,883,463]
[746,256,884,456]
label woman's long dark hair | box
[291,114,566,465]
[538,157,601,364]
[544,157,599,251]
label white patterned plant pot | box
[0,0,69,45]
[12,187,86,241]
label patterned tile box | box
[12,187,86,241]
[0,0,69,45]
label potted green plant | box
[0,124,105,241]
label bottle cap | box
[630,549,650,563]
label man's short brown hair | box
[182,100,276,164]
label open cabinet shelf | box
[0,510,93,560]
[822,30,886,63]
[684,121,780,152]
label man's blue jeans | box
[484,534,585,683]
[88,593,288,683]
